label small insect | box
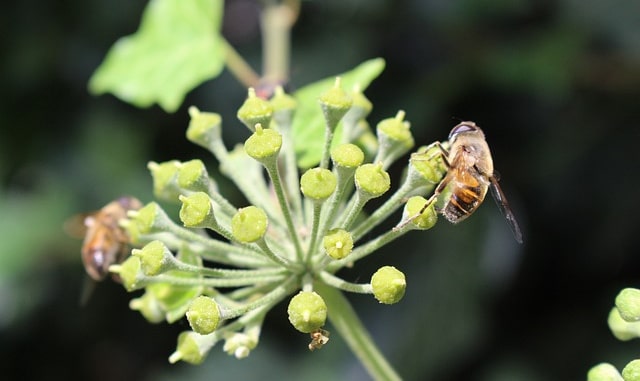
[71,196,143,280]
[412,121,523,243]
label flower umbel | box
[107,83,448,369]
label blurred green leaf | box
[292,58,385,168]
[89,0,225,112]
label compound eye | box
[448,122,477,140]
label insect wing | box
[489,176,523,243]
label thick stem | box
[315,282,402,381]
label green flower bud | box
[177,159,210,192]
[323,229,354,260]
[132,240,174,276]
[186,296,221,335]
[129,291,165,324]
[148,160,181,201]
[616,288,640,322]
[376,110,414,166]
[231,206,268,243]
[169,331,209,365]
[410,143,448,184]
[300,168,337,201]
[244,123,282,162]
[270,86,297,127]
[186,106,222,149]
[237,87,273,132]
[110,256,143,292]
[319,77,353,131]
[128,202,172,235]
[623,360,640,381]
[344,85,373,122]
[587,363,623,381]
[608,307,640,341]
[403,196,438,230]
[147,282,203,324]
[287,291,327,333]
[179,192,216,229]
[354,163,391,198]
[371,266,406,304]
[331,143,365,169]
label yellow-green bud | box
[110,256,143,292]
[186,106,222,148]
[319,77,353,131]
[377,111,414,147]
[623,360,640,381]
[179,192,216,228]
[323,229,354,260]
[244,123,282,161]
[587,363,623,381]
[237,88,273,132]
[129,291,165,324]
[169,331,208,365]
[371,266,406,304]
[410,144,448,184]
[344,86,373,122]
[223,332,258,359]
[148,160,181,201]
[300,168,337,201]
[132,240,173,276]
[616,288,640,322]
[331,143,365,169]
[403,196,438,230]
[287,291,327,333]
[270,86,297,127]
[608,307,640,341]
[354,163,390,198]
[128,202,172,235]
[231,206,268,243]
[177,159,210,192]
[186,296,221,335]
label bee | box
[71,196,143,280]
[413,121,523,243]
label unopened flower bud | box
[148,160,181,201]
[587,363,623,381]
[319,77,352,131]
[331,143,365,169]
[237,88,273,132]
[323,229,353,260]
[244,123,282,162]
[128,202,172,235]
[179,192,216,229]
[270,86,297,127]
[223,332,257,359]
[616,288,640,322]
[371,266,406,304]
[177,159,210,192]
[300,168,337,201]
[403,196,438,230]
[129,291,165,324]
[608,307,640,341]
[354,163,390,198]
[186,296,221,335]
[110,256,143,292]
[186,106,222,148]
[623,360,640,381]
[231,206,268,243]
[287,291,327,333]
[376,110,414,165]
[410,144,448,184]
[132,240,174,276]
[169,331,209,365]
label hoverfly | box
[413,121,523,243]
[69,196,142,281]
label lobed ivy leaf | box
[292,58,385,168]
[89,0,225,112]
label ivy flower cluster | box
[109,78,448,364]
[589,288,640,381]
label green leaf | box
[292,58,386,168]
[89,0,225,112]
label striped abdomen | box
[441,172,488,224]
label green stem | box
[221,38,260,88]
[315,282,402,381]
[305,202,323,266]
[317,271,372,294]
[320,128,335,169]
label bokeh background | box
[2,0,639,380]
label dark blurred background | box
[1,0,639,380]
